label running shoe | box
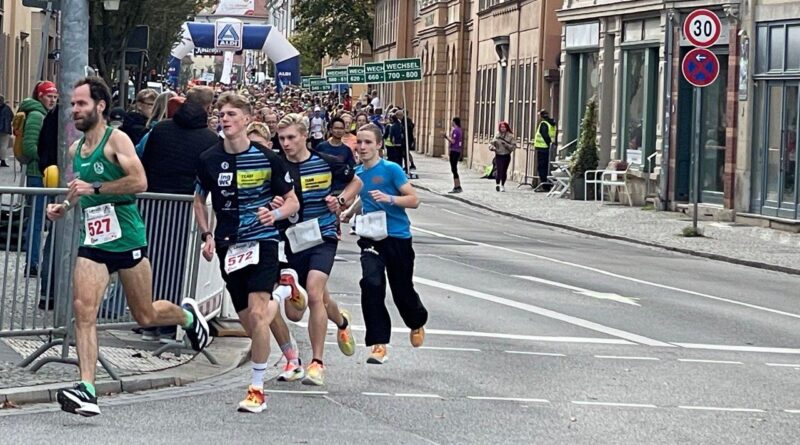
[181,298,211,351]
[279,269,308,312]
[57,383,100,417]
[337,310,356,357]
[410,327,426,348]
[302,362,325,386]
[238,386,267,413]
[277,361,305,382]
[367,344,388,364]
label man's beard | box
[75,107,100,132]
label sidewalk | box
[411,155,800,275]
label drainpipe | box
[659,10,676,210]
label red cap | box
[36,81,58,98]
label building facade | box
[372,0,416,111]
[467,0,562,179]
[737,0,800,227]
[557,1,742,212]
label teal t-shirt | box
[355,159,411,239]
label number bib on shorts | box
[83,203,123,246]
[225,241,260,274]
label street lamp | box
[103,0,120,10]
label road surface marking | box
[514,275,641,306]
[419,346,481,352]
[506,351,566,357]
[572,401,657,408]
[594,355,660,361]
[468,396,550,403]
[678,406,765,413]
[677,359,743,365]
[414,276,673,347]
[296,321,633,345]
[440,208,480,220]
[266,389,329,395]
[766,363,800,368]
[784,410,800,414]
[363,392,392,397]
[671,343,800,355]
[395,393,442,398]
[412,226,800,320]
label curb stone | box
[0,337,252,407]
[413,183,800,277]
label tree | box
[88,0,214,86]
[569,99,599,181]
[290,32,323,77]
[292,0,376,59]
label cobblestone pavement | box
[411,155,800,274]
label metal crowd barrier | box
[0,187,226,377]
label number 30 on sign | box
[683,9,721,48]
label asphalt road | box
[1,190,799,444]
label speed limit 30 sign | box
[683,9,722,48]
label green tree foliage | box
[569,99,599,179]
[290,32,323,77]
[88,0,214,85]
[292,0,376,59]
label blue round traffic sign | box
[682,48,720,88]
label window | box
[479,0,511,11]
[522,60,535,144]
[565,22,599,49]
[565,52,599,145]
[473,65,498,140]
[619,48,658,167]
[508,61,517,137]
[756,22,800,73]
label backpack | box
[11,111,31,164]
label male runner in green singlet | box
[46,77,210,417]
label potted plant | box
[569,99,599,200]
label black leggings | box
[449,151,460,179]
[495,154,511,185]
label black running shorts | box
[77,246,148,275]
[216,240,279,313]
[285,238,338,285]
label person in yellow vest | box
[534,109,557,192]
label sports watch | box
[92,182,102,195]
[201,231,213,242]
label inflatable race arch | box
[167,20,300,87]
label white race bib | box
[224,241,260,274]
[83,203,122,246]
[355,211,388,241]
[285,218,324,253]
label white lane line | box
[678,406,765,413]
[677,359,743,365]
[765,363,800,368]
[266,389,329,395]
[514,275,641,306]
[419,346,481,352]
[505,351,566,357]
[440,208,481,220]
[294,321,633,345]
[594,355,660,361]
[412,226,800,321]
[503,232,533,240]
[362,392,392,397]
[784,410,800,414]
[468,396,550,404]
[395,393,442,399]
[572,401,657,409]
[414,276,673,347]
[672,343,800,355]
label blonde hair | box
[247,122,271,141]
[136,88,158,104]
[358,123,383,147]
[216,91,252,115]
[147,91,176,127]
[277,113,308,135]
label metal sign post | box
[691,88,702,231]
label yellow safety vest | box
[534,120,556,149]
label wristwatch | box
[201,231,213,242]
[337,195,347,206]
[92,181,102,195]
